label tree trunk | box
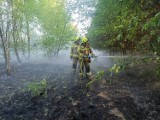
[0,0,11,75]
[26,20,31,59]
[0,26,11,75]
[5,39,11,75]
[56,20,67,56]
[12,27,21,63]
[11,1,21,63]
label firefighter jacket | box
[70,44,79,59]
[78,45,94,61]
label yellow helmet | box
[82,37,88,43]
[75,36,80,41]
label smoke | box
[10,48,115,73]
[91,49,114,70]
[20,49,72,66]
[20,48,114,68]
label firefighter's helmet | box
[82,37,88,43]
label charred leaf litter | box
[0,61,160,120]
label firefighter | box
[70,36,81,74]
[78,37,95,80]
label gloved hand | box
[91,53,95,58]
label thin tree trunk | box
[0,26,11,75]
[0,0,11,75]
[5,21,11,75]
[26,19,30,59]
[11,0,21,63]
[56,20,67,56]
[0,27,6,60]
[12,25,21,63]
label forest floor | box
[0,60,160,120]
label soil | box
[0,61,160,120]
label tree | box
[88,0,160,56]
[0,0,11,75]
[36,0,75,56]
[0,0,78,75]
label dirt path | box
[0,62,160,120]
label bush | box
[27,79,47,98]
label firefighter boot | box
[79,73,83,80]
[86,72,93,80]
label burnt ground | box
[0,61,160,120]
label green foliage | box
[27,79,47,98]
[35,0,75,56]
[87,55,160,86]
[88,0,160,55]
[88,0,160,79]
[0,0,76,59]
[86,71,105,87]
[86,63,125,87]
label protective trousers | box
[79,59,92,80]
[72,58,79,74]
